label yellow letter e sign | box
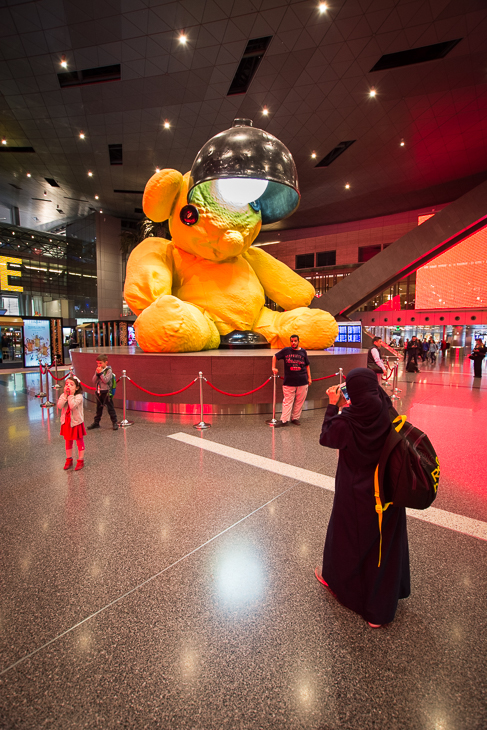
[0,256,23,292]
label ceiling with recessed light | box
[0,0,486,235]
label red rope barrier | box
[205,376,272,397]
[46,367,69,381]
[382,366,395,382]
[279,372,340,381]
[74,379,96,391]
[126,375,197,397]
[312,372,341,382]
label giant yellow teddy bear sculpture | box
[124,170,338,352]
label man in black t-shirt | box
[271,334,312,427]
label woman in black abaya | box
[315,368,410,627]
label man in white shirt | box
[367,336,387,384]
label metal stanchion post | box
[53,355,62,390]
[118,370,134,427]
[35,356,46,398]
[339,367,343,384]
[266,373,279,426]
[41,358,55,408]
[390,362,400,400]
[393,361,402,397]
[193,371,211,430]
[383,357,393,388]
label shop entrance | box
[0,326,23,367]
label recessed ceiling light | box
[1,138,6,145]
[155,167,160,173]
[88,171,93,176]
[61,55,67,68]
[99,210,103,213]
[179,34,187,44]
[79,132,85,139]
[164,120,170,129]
[311,152,317,159]
[26,172,31,177]
[400,139,405,147]
[94,195,99,200]
[369,87,376,97]
[345,183,350,189]
[262,106,269,116]
[318,2,328,12]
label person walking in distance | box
[470,338,487,379]
[406,336,421,372]
[87,353,119,430]
[271,334,312,427]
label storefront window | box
[0,327,23,365]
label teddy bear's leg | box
[134,295,220,352]
[253,306,284,348]
[254,306,338,350]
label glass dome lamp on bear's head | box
[187,118,300,224]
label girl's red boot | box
[74,459,84,471]
[63,458,73,470]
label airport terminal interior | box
[1,0,487,728]
[1,355,487,728]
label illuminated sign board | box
[0,255,23,292]
[23,319,52,367]
[416,215,487,309]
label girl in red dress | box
[57,375,87,471]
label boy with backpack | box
[87,354,119,431]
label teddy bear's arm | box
[243,247,315,310]
[124,237,174,316]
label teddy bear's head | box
[142,169,262,263]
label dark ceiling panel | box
[315,141,356,168]
[370,39,462,72]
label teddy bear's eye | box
[180,205,199,226]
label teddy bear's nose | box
[221,230,245,256]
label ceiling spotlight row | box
[310,138,406,164]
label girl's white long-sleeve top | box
[57,393,84,426]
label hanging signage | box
[23,318,52,367]
[336,323,362,344]
[0,256,23,292]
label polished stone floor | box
[0,353,486,729]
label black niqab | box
[332,368,393,461]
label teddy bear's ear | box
[142,169,184,222]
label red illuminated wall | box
[415,215,487,308]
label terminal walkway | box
[0,353,486,729]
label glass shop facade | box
[0,222,97,368]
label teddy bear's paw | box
[134,295,220,352]
[277,307,338,350]
[201,311,221,350]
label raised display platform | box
[70,346,367,415]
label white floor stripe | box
[405,506,487,541]
[169,432,487,543]
[168,432,336,491]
